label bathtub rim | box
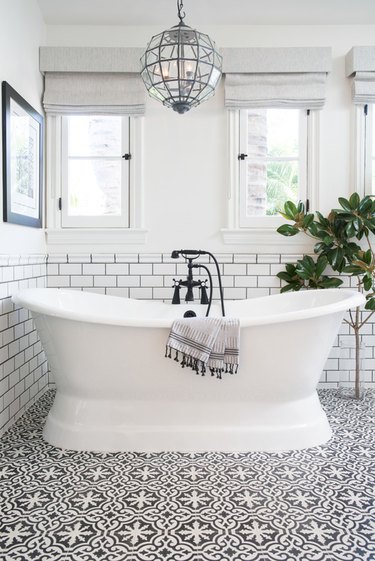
[12,287,365,328]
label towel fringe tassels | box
[165,346,208,376]
[166,347,239,379]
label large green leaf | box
[358,196,373,214]
[283,201,298,219]
[280,283,302,293]
[315,256,328,277]
[363,274,373,291]
[345,221,356,237]
[277,271,294,281]
[318,277,343,288]
[338,197,352,212]
[328,247,344,270]
[277,224,300,236]
[349,192,360,209]
[302,214,314,228]
[363,249,372,265]
[295,256,315,279]
[365,297,375,310]
[343,264,364,275]
[285,263,297,275]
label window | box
[223,108,318,245]
[46,113,146,244]
[61,115,129,228]
[239,108,308,227]
[223,107,318,244]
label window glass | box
[242,108,304,219]
[68,116,122,157]
[61,115,129,228]
[68,159,122,217]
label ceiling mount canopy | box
[140,0,222,114]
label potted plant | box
[276,193,375,399]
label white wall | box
[45,24,375,254]
[0,0,46,255]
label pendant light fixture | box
[140,0,222,114]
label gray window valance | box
[222,47,332,110]
[40,47,146,115]
[346,47,375,104]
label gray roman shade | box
[346,47,375,104]
[222,47,332,109]
[40,47,146,115]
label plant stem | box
[365,232,373,254]
[349,308,355,326]
[354,306,361,400]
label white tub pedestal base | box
[43,391,332,453]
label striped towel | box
[165,317,240,379]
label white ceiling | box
[36,0,375,26]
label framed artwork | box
[2,81,43,228]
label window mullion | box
[61,116,69,228]
[121,116,130,227]
[239,110,249,228]
[67,156,123,161]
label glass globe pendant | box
[140,0,222,114]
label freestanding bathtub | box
[12,288,364,453]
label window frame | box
[45,114,147,245]
[222,108,319,248]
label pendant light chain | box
[177,0,186,23]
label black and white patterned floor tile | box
[0,390,374,561]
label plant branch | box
[359,309,375,329]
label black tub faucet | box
[171,250,225,317]
[172,258,205,304]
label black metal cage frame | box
[140,3,222,114]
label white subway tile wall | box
[0,255,49,436]
[2,251,374,435]
[45,253,375,390]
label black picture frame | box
[2,81,43,228]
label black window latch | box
[238,153,248,160]
[122,153,132,160]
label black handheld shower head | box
[171,249,207,258]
